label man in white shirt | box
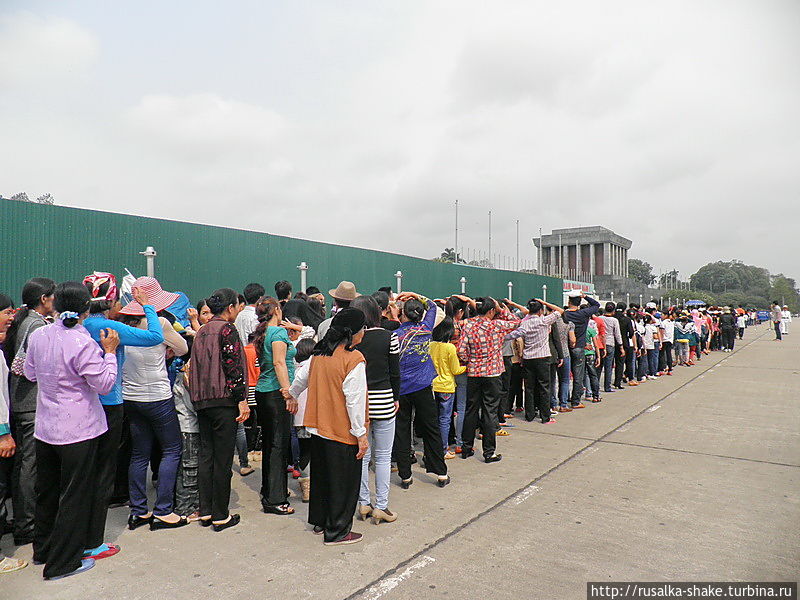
[235,283,264,345]
[781,306,791,335]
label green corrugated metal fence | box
[0,199,562,306]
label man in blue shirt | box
[562,291,600,408]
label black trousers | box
[394,386,446,480]
[255,390,291,507]
[0,455,12,534]
[738,327,745,340]
[11,410,36,543]
[308,435,361,543]
[509,362,524,409]
[614,345,628,387]
[86,404,124,548]
[111,405,132,503]
[523,358,551,423]
[659,341,673,372]
[197,405,238,521]
[34,437,99,579]
[722,328,736,350]
[462,376,501,459]
[498,356,513,419]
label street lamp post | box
[297,261,308,293]
[507,281,513,302]
[626,293,630,306]
[542,284,547,302]
[139,246,157,278]
[394,271,403,294]
[610,291,614,303]
[460,276,467,294]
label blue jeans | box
[435,392,455,450]
[554,354,571,408]
[626,351,637,381]
[453,372,468,446]
[647,349,659,375]
[569,348,586,406]
[126,399,182,517]
[235,422,249,468]
[602,347,615,391]
[359,417,396,511]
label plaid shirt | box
[456,310,520,377]
[505,311,560,359]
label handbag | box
[10,317,39,377]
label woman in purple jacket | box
[24,282,120,580]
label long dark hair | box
[4,277,55,365]
[252,296,282,362]
[55,281,91,328]
[432,316,455,343]
[350,295,381,328]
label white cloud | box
[0,11,98,90]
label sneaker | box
[454,446,462,454]
[550,407,559,414]
[514,407,523,413]
[324,532,363,546]
[559,406,573,413]
[444,451,456,460]
[496,429,510,436]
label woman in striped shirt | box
[352,296,401,524]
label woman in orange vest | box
[288,308,369,546]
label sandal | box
[262,503,295,516]
[0,557,28,573]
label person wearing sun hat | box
[117,277,190,531]
[81,272,165,561]
[316,281,359,340]
[288,307,369,546]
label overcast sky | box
[2,1,799,280]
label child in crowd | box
[429,318,465,460]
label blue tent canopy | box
[685,299,706,307]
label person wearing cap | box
[317,281,358,339]
[81,273,165,560]
[562,292,600,408]
[781,305,791,335]
[118,277,189,531]
[288,308,369,546]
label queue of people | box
[0,273,773,577]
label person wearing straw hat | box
[118,277,190,531]
[317,281,359,340]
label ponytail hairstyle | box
[432,316,455,343]
[206,288,238,315]
[252,296,282,362]
[4,277,56,363]
[402,298,425,323]
[54,281,91,328]
[313,307,365,357]
[474,297,497,317]
[445,296,467,320]
[526,298,543,315]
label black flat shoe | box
[212,514,240,532]
[400,478,413,489]
[436,476,451,488]
[150,516,189,530]
[460,449,475,459]
[127,514,152,530]
[262,503,295,516]
[199,517,212,527]
[484,454,503,463]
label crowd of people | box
[0,273,770,578]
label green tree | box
[627,258,655,285]
[432,248,464,264]
[770,275,800,313]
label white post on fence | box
[394,271,403,294]
[140,246,157,278]
[542,284,547,302]
[626,293,630,306]
[610,291,615,303]
[639,294,643,306]
[507,281,513,302]
[297,262,308,293]
[460,277,466,294]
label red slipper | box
[86,544,120,560]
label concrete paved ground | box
[2,323,797,599]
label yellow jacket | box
[430,341,466,393]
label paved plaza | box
[3,323,797,599]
